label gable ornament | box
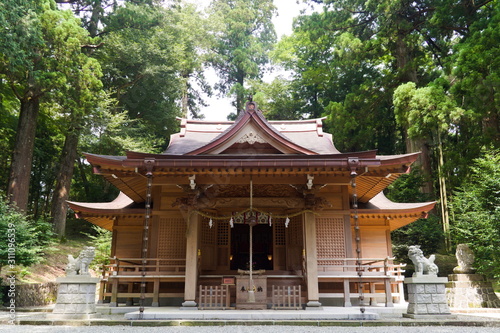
[237,131,266,145]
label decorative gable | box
[186,101,318,155]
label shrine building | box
[68,101,435,309]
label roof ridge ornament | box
[245,99,257,114]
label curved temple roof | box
[68,104,435,231]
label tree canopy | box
[0,0,498,274]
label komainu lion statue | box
[408,245,439,276]
[66,246,96,276]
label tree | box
[393,81,464,251]
[451,1,500,147]
[450,149,500,279]
[0,0,103,214]
[1,0,49,211]
[49,53,105,237]
[208,0,277,114]
[94,2,208,150]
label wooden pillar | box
[343,279,352,307]
[109,279,118,307]
[182,210,199,308]
[384,278,394,307]
[125,283,134,306]
[152,279,160,307]
[98,280,105,304]
[303,212,321,308]
[369,282,378,306]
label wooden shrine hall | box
[68,101,435,309]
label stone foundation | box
[48,276,100,319]
[13,282,58,307]
[403,276,455,319]
[446,274,500,308]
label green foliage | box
[393,82,464,141]
[385,168,433,204]
[208,0,277,112]
[0,196,56,268]
[391,215,444,270]
[387,169,444,265]
[451,1,500,145]
[248,76,307,120]
[81,225,112,271]
[450,149,500,279]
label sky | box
[200,0,312,120]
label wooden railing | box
[272,285,302,310]
[317,257,405,279]
[102,257,186,278]
[316,257,406,307]
[198,285,231,310]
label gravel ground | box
[0,326,499,333]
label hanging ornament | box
[209,218,213,229]
[269,215,272,227]
[229,217,234,228]
[285,216,290,228]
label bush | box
[450,149,500,279]
[0,196,56,268]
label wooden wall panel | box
[360,228,390,258]
[114,228,142,258]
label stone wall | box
[14,283,58,307]
[446,274,500,308]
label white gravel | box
[0,326,499,333]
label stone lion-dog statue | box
[66,246,96,276]
[408,245,438,277]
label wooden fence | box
[198,285,231,310]
[271,285,302,310]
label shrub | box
[0,196,56,268]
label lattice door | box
[286,216,303,270]
[200,217,217,270]
[273,219,286,270]
[157,217,186,265]
[316,217,346,265]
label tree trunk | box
[437,133,451,252]
[76,157,91,199]
[395,27,433,193]
[181,74,189,118]
[88,0,103,38]
[7,97,41,211]
[51,128,80,237]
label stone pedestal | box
[446,274,500,308]
[236,275,267,309]
[48,276,100,319]
[403,276,455,319]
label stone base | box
[306,301,322,310]
[403,313,457,319]
[446,274,500,308]
[405,277,452,316]
[52,276,99,317]
[180,300,198,310]
[46,313,101,320]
